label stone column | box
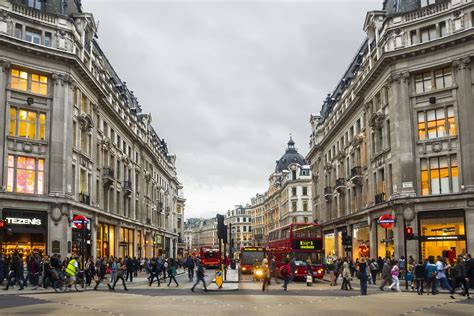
[389,72,416,196]
[465,207,474,255]
[49,74,70,196]
[453,58,474,191]
[0,61,10,190]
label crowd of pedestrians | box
[325,253,473,298]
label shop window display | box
[352,225,370,260]
[324,233,335,257]
[377,226,394,259]
[420,216,466,262]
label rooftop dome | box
[275,136,306,173]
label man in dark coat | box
[3,254,23,290]
[94,258,111,291]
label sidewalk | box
[208,268,239,291]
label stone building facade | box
[307,0,474,261]
[0,0,184,259]
[250,138,313,246]
[225,205,252,256]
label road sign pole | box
[404,219,408,290]
[385,228,389,259]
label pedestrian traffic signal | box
[217,214,226,241]
[0,219,6,230]
[405,227,414,240]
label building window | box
[291,187,297,196]
[25,27,41,44]
[414,72,432,93]
[10,69,48,95]
[420,0,435,7]
[417,106,456,140]
[303,201,308,212]
[9,108,46,140]
[439,21,447,37]
[31,74,48,95]
[420,25,436,43]
[420,155,459,196]
[302,187,308,195]
[14,23,22,39]
[415,68,452,94]
[44,32,52,47]
[7,155,44,194]
[292,201,297,212]
[27,0,43,10]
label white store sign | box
[6,217,42,226]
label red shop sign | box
[378,214,395,229]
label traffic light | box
[341,231,351,247]
[0,219,6,230]
[217,214,226,241]
[405,227,414,240]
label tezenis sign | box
[6,217,42,226]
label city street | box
[0,271,472,315]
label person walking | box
[379,259,392,291]
[112,258,128,291]
[435,256,452,293]
[450,255,471,299]
[148,258,161,287]
[414,260,426,295]
[0,253,5,286]
[341,260,352,290]
[327,258,336,286]
[125,256,134,282]
[369,259,378,285]
[269,257,279,285]
[167,259,179,287]
[191,259,207,292]
[425,256,438,295]
[289,257,296,283]
[334,259,342,286]
[358,257,368,295]
[388,260,400,292]
[261,258,271,292]
[3,254,23,291]
[281,259,291,291]
[185,255,195,281]
[94,258,112,291]
[110,258,118,285]
[464,254,474,290]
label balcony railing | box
[350,166,362,178]
[123,180,132,195]
[336,178,345,187]
[12,3,57,24]
[375,192,386,205]
[79,192,90,205]
[102,167,114,187]
[404,2,449,23]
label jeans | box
[149,272,161,286]
[112,274,128,290]
[283,276,290,290]
[111,271,117,284]
[360,274,368,295]
[191,275,207,291]
[187,267,194,280]
[436,277,452,292]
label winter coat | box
[342,262,351,279]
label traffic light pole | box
[81,219,85,270]
[385,228,389,259]
[404,219,408,290]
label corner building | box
[308,0,474,261]
[0,0,185,259]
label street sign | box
[215,269,223,289]
[378,214,395,229]
[72,215,90,230]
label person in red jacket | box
[280,259,291,291]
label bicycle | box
[52,270,87,293]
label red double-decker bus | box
[200,246,220,268]
[266,223,324,281]
[239,246,265,274]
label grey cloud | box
[85,0,380,218]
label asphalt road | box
[1,270,472,315]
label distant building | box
[225,205,252,256]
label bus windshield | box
[293,252,322,264]
[204,251,218,259]
[292,225,321,239]
[241,251,265,265]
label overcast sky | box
[85,0,381,219]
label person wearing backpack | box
[148,258,161,287]
[450,255,471,299]
[280,259,291,291]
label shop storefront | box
[324,231,335,258]
[119,227,134,258]
[418,210,467,262]
[153,234,163,257]
[352,223,370,260]
[376,224,394,259]
[336,229,345,258]
[96,223,115,258]
[0,209,48,257]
